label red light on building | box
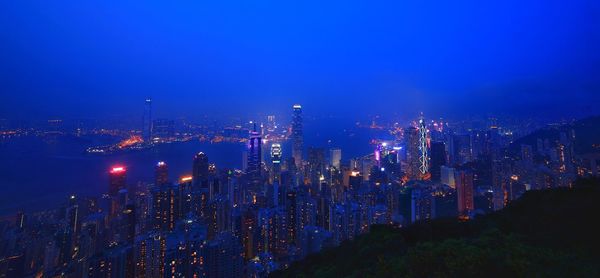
[109,165,127,196]
[111,166,126,173]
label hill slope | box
[273,178,600,277]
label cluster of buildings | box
[1,105,597,277]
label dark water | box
[0,120,391,215]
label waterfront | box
[0,120,390,215]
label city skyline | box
[1,1,599,277]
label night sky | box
[1,1,599,120]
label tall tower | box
[417,116,430,179]
[193,152,209,189]
[406,127,420,180]
[143,98,152,143]
[247,123,262,188]
[271,143,282,181]
[329,148,342,169]
[109,166,127,196]
[155,161,168,187]
[292,104,303,169]
[429,141,447,181]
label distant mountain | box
[510,115,600,155]
[272,178,600,277]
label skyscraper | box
[455,170,474,218]
[143,98,152,143]
[155,161,168,187]
[292,104,303,169]
[308,147,325,186]
[247,124,262,188]
[417,116,430,179]
[193,152,209,189]
[271,143,282,183]
[271,144,282,164]
[329,148,342,169]
[406,127,421,180]
[429,141,447,181]
[406,117,431,181]
[109,166,127,196]
[451,134,472,165]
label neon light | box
[180,176,193,182]
[111,167,125,173]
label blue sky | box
[1,0,599,120]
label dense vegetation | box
[272,178,600,277]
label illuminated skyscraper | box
[143,98,152,143]
[417,116,430,178]
[193,152,209,189]
[455,170,474,218]
[407,116,431,180]
[109,166,127,196]
[406,127,420,180]
[292,104,303,169]
[286,191,298,245]
[271,143,282,183]
[155,161,168,187]
[271,144,282,164]
[247,124,262,187]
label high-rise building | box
[122,204,136,277]
[286,191,298,246]
[329,148,342,169]
[417,117,430,179]
[271,143,282,164]
[407,116,431,181]
[440,166,456,188]
[135,232,167,278]
[406,127,421,180]
[455,170,474,218]
[204,232,244,278]
[143,98,152,143]
[411,187,435,223]
[193,152,209,189]
[429,141,447,181]
[247,124,262,188]
[155,161,168,187]
[292,104,304,169]
[452,134,472,165]
[271,143,282,183]
[109,166,127,196]
[308,147,325,186]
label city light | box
[1,3,594,275]
[111,166,125,173]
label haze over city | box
[1,1,600,278]
[1,1,599,120]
